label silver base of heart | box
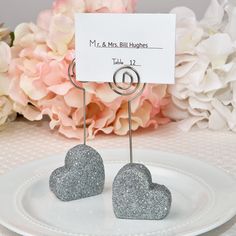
[112,163,172,220]
[49,144,105,201]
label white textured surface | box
[0,120,236,236]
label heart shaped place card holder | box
[49,65,105,201]
[49,13,176,221]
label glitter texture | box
[49,144,105,201]
[112,163,172,220]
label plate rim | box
[0,148,236,236]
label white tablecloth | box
[0,119,236,236]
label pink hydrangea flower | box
[8,0,169,139]
[0,41,16,129]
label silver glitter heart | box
[49,144,105,201]
[112,163,172,220]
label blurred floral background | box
[0,0,236,139]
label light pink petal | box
[37,10,53,31]
[59,126,84,140]
[93,108,116,128]
[86,0,136,13]
[94,126,113,135]
[39,96,71,116]
[58,112,75,127]
[41,62,65,86]
[13,103,42,121]
[114,100,152,135]
[53,0,86,15]
[9,77,28,106]
[96,83,120,103]
[20,75,48,100]
[47,14,74,55]
[143,84,168,108]
[64,88,92,108]
[48,82,73,95]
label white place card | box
[75,13,176,84]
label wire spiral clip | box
[109,66,146,163]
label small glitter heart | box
[112,163,172,220]
[49,144,105,201]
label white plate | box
[0,149,236,236]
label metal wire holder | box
[109,66,146,163]
[68,59,87,145]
